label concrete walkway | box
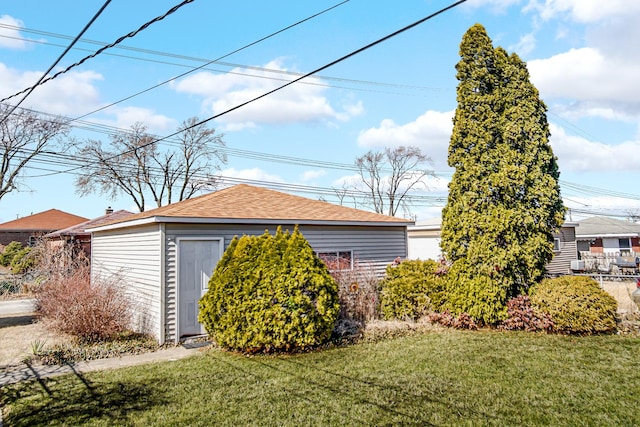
[0,341,209,387]
[0,299,35,316]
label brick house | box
[0,209,88,247]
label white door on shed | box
[178,239,222,337]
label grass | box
[2,330,639,426]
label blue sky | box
[1,0,639,223]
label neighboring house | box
[575,216,640,255]
[88,184,413,344]
[45,208,134,257]
[407,218,578,276]
[0,209,89,247]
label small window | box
[619,238,631,250]
[553,238,561,252]
[28,236,37,247]
[318,250,353,270]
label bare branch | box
[0,105,69,202]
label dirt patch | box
[600,280,639,314]
[0,312,72,367]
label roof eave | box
[88,215,412,232]
[576,233,640,239]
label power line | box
[0,21,448,94]
[7,100,640,207]
[30,0,468,180]
[0,0,112,124]
[69,0,352,123]
[0,0,195,105]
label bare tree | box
[625,208,640,223]
[352,146,434,217]
[75,118,226,211]
[0,104,69,203]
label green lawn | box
[2,331,639,426]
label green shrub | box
[199,226,340,353]
[442,259,510,325]
[529,276,618,334]
[10,247,35,274]
[0,241,23,266]
[379,259,447,321]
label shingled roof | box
[46,210,134,238]
[90,184,412,231]
[0,209,88,231]
[576,216,640,238]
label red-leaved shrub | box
[322,257,380,323]
[499,295,554,332]
[35,262,131,343]
[428,310,478,330]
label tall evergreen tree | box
[440,24,565,323]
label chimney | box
[105,206,114,215]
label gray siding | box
[547,226,578,276]
[163,222,407,342]
[91,224,162,340]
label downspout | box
[159,223,166,344]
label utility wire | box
[0,0,112,124]
[8,102,640,205]
[70,0,351,123]
[0,0,195,105]
[56,0,469,177]
[0,21,447,93]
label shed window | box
[553,238,561,252]
[318,251,353,270]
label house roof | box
[408,217,442,231]
[0,209,89,232]
[89,184,412,232]
[576,216,640,239]
[45,210,134,238]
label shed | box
[0,209,88,247]
[407,218,578,275]
[88,184,412,344]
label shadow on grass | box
[2,365,169,427]
[0,314,35,329]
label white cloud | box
[0,64,104,116]
[109,106,176,133]
[219,167,285,184]
[528,48,640,119]
[171,60,362,129]
[510,32,536,56]
[549,123,640,172]
[463,0,521,13]
[0,15,30,49]
[357,110,453,166]
[563,196,640,221]
[0,63,176,132]
[300,169,327,182]
[526,0,640,23]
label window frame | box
[618,238,631,250]
[317,250,353,271]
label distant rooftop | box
[0,209,88,231]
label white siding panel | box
[547,226,578,276]
[92,225,162,340]
[408,236,442,261]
